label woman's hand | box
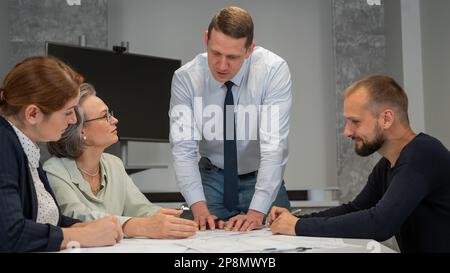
[123,208,198,239]
[61,215,123,249]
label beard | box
[353,126,385,157]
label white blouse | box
[8,121,59,226]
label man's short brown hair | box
[344,75,409,124]
[207,6,254,49]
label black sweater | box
[296,133,450,252]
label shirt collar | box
[7,120,40,168]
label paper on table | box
[59,229,363,253]
[60,238,189,253]
[272,235,362,250]
[175,228,361,253]
[189,228,272,240]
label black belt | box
[199,157,257,178]
[219,167,256,179]
[237,170,257,178]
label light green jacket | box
[43,153,161,226]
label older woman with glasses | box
[44,83,197,239]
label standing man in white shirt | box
[170,6,292,232]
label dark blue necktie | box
[223,81,238,211]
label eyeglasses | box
[84,109,114,123]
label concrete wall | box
[333,0,385,203]
[8,0,108,67]
[108,0,337,193]
[6,0,108,161]
[0,0,10,80]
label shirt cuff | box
[295,217,324,236]
[118,216,132,227]
[249,194,272,215]
[47,225,64,252]
[184,190,206,207]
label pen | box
[265,208,302,228]
[290,208,302,217]
[262,246,312,253]
[178,204,190,211]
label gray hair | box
[47,83,97,159]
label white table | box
[60,228,396,253]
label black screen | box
[46,42,180,142]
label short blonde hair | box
[343,75,409,123]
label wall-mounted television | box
[46,42,181,142]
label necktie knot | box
[225,81,234,92]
